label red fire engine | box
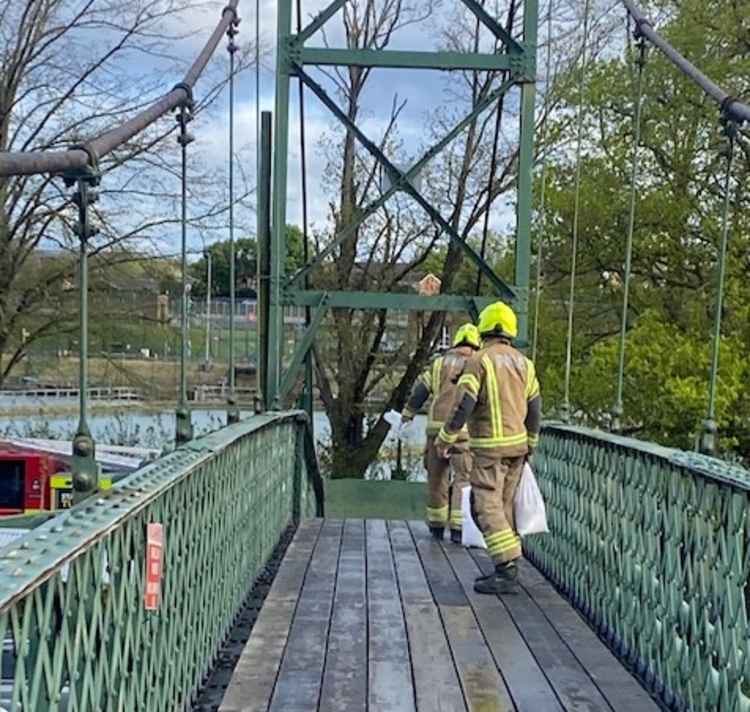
[0,450,72,516]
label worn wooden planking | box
[470,550,614,712]
[268,519,343,712]
[366,519,417,712]
[389,520,468,712]
[410,522,514,712]
[318,519,368,712]
[219,519,323,712]
[444,545,565,712]
[517,561,660,712]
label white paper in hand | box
[384,410,418,443]
[514,463,549,536]
[461,486,486,549]
[384,410,402,429]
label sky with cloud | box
[152,0,540,254]
[88,0,609,258]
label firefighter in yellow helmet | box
[437,302,541,594]
[402,323,480,543]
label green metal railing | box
[528,424,750,712]
[0,411,323,712]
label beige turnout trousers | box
[424,436,472,530]
[470,454,524,563]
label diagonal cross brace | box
[291,65,515,300]
[287,77,515,289]
[459,0,523,54]
[297,0,348,44]
[286,79,514,287]
[278,293,329,403]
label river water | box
[0,407,428,480]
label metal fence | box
[0,411,323,711]
[528,424,750,712]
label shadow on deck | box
[220,519,660,712]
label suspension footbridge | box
[0,1,748,710]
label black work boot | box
[473,561,519,595]
[450,529,462,545]
[429,525,445,541]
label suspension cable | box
[621,1,750,125]
[176,104,195,444]
[255,0,262,407]
[701,119,737,455]
[476,0,517,296]
[530,0,554,363]
[612,33,647,431]
[561,0,591,422]
[296,0,313,421]
[227,18,240,423]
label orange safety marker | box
[144,523,164,611]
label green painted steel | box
[325,479,426,520]
[300,47,514,71]
[279,294,329,401]
[527,424,750,712]
[270,0,540,405]
[269,0,293,408]
[0,412,323,712]
[613,39,647,429]
[285,78,516,290]
[284,289,499,313]
[562,0,592,422]
[513,0,538,343]
[701,119,738,455]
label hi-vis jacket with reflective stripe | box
[438,338,541,458]
[404,345,474,439]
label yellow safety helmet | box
[477,301,517,338]
[453,323,480,349]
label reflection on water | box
[0,409,428,481]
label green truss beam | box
[284,289,499,312]
[297,0,348,43]
[299,47,512,72]
[459,0,523,54]
[279,294,329,402]
[286,78,515,289]
[294,64,515,300]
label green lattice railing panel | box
[0,411,323,711]
[528,424,750,712]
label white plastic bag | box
[461,486,486,549]
[384,409,418,443]
[514,463,549,536]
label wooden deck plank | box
[318,520,368,712]
[223,519,658,712]
[470,550,614,712]
[389,521,468,712]
[517,561,660,712]
[268,519,343,712]
[366,519,416,712]
[410,522,514,712]
[443,545,565,711]
[219,519,323,712]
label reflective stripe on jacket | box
[451,339,539,457]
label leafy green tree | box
[190,226,305,297]
[533,0,750,464]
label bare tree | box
[304,0,538,478]
[0,0,256,382]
